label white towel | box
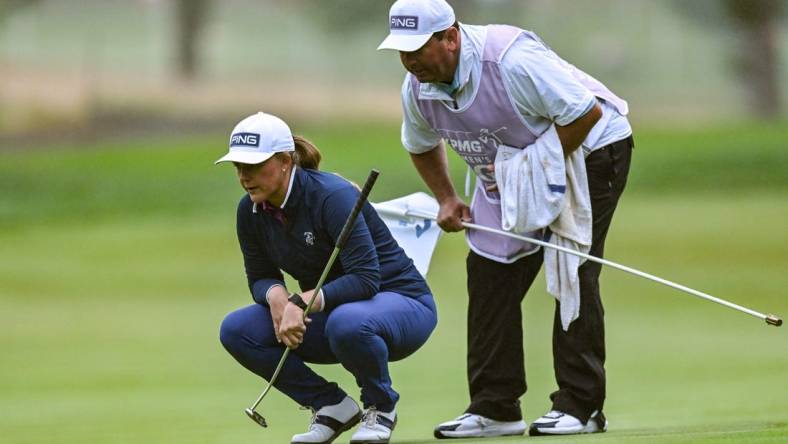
[494,125,592,330]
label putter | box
[373,203,782,327]
[244,169,380,428]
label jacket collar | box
[281,165,304,216]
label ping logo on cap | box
[230,132,260,148]
[391,15,418,30]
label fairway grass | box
[1,194,786,444]
[1,123,786,443]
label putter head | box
[245,408,268,427]
[765,314,782,327]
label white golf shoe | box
[433,413,526,439]
[528,409,607,436]
[349,407,397,444]
[291,396,362,444]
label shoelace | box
[362,407,380,427]
[300,406,318,430]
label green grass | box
[1,122,787,443]
[1,120,787,229]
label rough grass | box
[1,120,787,229]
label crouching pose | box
[216,112,437,444]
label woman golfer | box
[217,112,437,444]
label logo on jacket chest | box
[303,231,315,246]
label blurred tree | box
[724,0,783,118]
[174,0,212,80]
[451,0,526,25]
[293,0,388,33]
[0,0,41,25]
[294,0,525,35]
[675,0,785,118]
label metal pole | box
[373,204,782,327]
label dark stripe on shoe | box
[376,415,396,430]
[434,423,462,440]
[529,422,563,437]
[292,412,362,444]
[436,423,461,432]
[315,415,344,432]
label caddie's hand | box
[279,303,307,349]
[267,287,290,343]
[437,196,471,232]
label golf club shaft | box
[248,170,380,412]
[374,204,782,327]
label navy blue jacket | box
[236,167,431,311]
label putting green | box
[1,194,785,444]
[1,123,786,443]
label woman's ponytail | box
[291,136,322,170]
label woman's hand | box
[267,286,290,343]
[279,301,309,349]
[300,289,323,312]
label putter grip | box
[336,169,379,249]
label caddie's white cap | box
[214,112,295,165]
[377,0,455,52]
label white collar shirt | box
[400,24,631,156]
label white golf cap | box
[214,112,295,165]
[377,0,455,52]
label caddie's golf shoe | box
[291,396,361,444]
[434,413,526,439]
[528,409,607,436]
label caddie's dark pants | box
[465,136,633,423]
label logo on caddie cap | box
[390,15,418,30]
[378,0,455,52]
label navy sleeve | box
[236,199,285,305]
[319,187,380,310]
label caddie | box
[378,0,633,437]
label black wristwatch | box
[288,293,308,311]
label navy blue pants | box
[220,292,437,412]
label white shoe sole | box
[291,411,362,444]
[435,423,526,439]
[529,419,607,436]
